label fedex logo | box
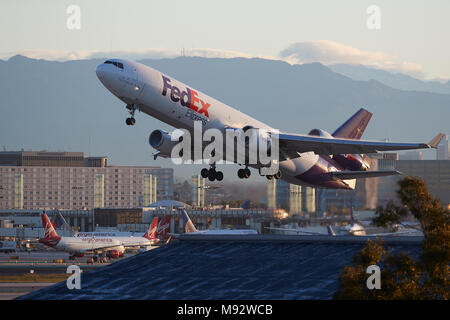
[161,75,210,118]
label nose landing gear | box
[125,117,135,125]
[125,104,137,126]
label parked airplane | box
[96,59,444,189]
[174,209,258,235]
[39,213,159,259]
[266,209,420,237]
[74,215,172,241]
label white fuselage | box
[54,236,153,253]
[185,229,258,235]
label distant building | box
[0,151,173,210]
[317,188,356,213]
[267,178,276,210]
[0,151,107,167]
[191,175,205,207]
[437,135,449,160]
[266,179,311,215]
[372,152,399,170]
[376,159,450,208]
[399,151,423,160]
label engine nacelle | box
[308,128,333,138]
[308,128,370,170]
[332,153,371,171]
[149,129,183,158]
[107,250,120,259]
[106,245,125,259]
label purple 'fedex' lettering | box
[161,75,210,118]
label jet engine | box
[308,128,370,170]
[149,129,183,158]
[332,153,371,171]
[106,246,125,259]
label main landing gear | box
[201,166,224,182]
[265,170,282,180]
[125,104,137,126]
[237,167,251,179]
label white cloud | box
[279,40,424,78]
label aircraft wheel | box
[244,168,251,178]
[201,168,209,178]
[208,168,216,181]
[274,170,282,179]
[266,175,273,180]
[126,117,136,125]
[215,171,224,181]
[237,169,245,179]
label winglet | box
[428,133,445,148]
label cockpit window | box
[104,60,124,69]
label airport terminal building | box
[0,151,173,210]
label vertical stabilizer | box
[40,213,61,247]
[180,209,198,233]
[144,217,159,240]
[156,215,172,239]
[332,108,373,140]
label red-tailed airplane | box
[39,213,159,259]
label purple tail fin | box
[332,108,372,140]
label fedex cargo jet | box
[39,213,159,259]
[96,59,444,190]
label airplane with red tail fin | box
[39,213,159,259]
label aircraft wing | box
[328,170,401,180]
[277,132,444,160]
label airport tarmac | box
[0,250,144,299]
[0,282,55,300]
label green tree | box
[334,176,449,299]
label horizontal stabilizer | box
[329,170,401,180]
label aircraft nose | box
[96,64,106,80]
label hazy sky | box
[1,0,449,80]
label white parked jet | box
[96,59,443,189]
[39,213,159,259]
[175,209,258,236]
